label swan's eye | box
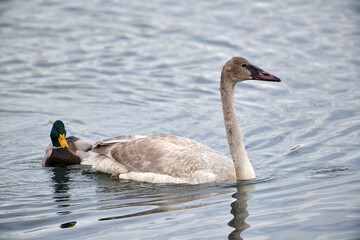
[241,63,247,67]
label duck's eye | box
[241,63,247,67]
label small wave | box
[306,166,355,179]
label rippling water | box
[1,0,359,239]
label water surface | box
[1,0,359,239]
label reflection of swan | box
[228,183,255,240]
[91,182,233,221]
[81,57,280,184]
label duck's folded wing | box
[66,136,92,153]
[42,143,53,167]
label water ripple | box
[0,0,359,239]
[306,166,355,179]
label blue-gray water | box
[1,0,359,239]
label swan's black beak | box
[248,65,281,82]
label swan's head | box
[50,120,69,149]
[222,57,281,83]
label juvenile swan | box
[81,57,281,184]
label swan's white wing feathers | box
[91,135,147,155]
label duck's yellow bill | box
[58,134,68,148]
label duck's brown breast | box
[45,148,81,167]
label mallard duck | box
[42,120,92,167]
[80,57,281,184]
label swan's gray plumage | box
[80,57,281,184]
[83,134,235,184]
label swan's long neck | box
[220,76,256,180]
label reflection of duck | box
[51,167,72,208]
[50,167,77,227]
[228,183,255,240]
[80,57,281,184]
[42,120,92,167]
[51,167,71,194]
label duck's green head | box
[50,120,69,148]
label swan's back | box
[88,134,236,184]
